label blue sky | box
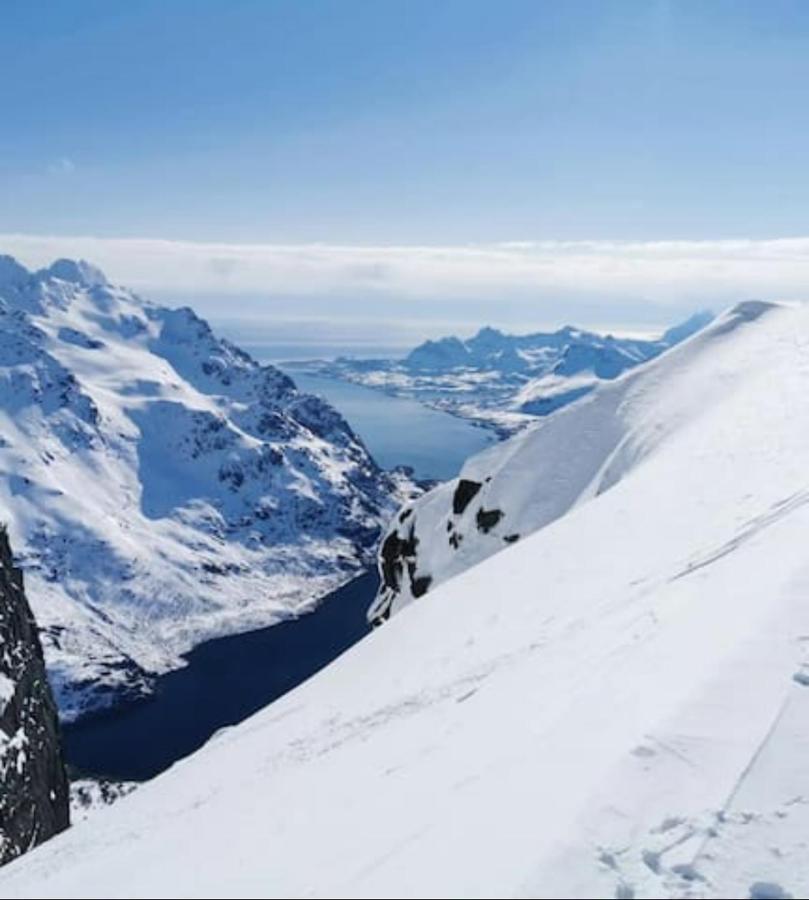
[4,1,809,342]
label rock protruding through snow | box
[0,528,69,865]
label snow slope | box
[2,299,809,898]
[369,305,728,620]
[0,256,409,720]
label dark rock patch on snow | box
[452,479,482,515]
[476,507,503,534]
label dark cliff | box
[0,527,69,865]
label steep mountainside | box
[368,302,759,621]
[0,528,69,865]
[2,300,809,898]
[300,312,712,434]
[0,256,410,720]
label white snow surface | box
[0,256,407,720]
[2,298,809,898]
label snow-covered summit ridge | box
[42,258,108,288]
[0,256,408,720]
[369,300,777,622]
[0,255,106,287]
[3,298,809,897]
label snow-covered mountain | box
[0,256,410,721]
[0,528,69,864]
[296,312,713,434]
[3,298,809,898]
[368,303,748,621]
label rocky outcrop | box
[0,527,69,865]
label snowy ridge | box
[2,299,809,897]
[0,256,410,720]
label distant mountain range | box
[0,256,412,721]
[298,311,714,435]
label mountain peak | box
[41,258,108,288]
[0,254,31,288]
[473,325,504,340]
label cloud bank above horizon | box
[3,233,809,340]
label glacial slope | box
[0,256,407,719]
[2,299,808,898]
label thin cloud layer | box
[3,234,809,310]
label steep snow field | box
[3,300,809,898]
[0,257,407,719]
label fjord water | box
[215,330,497,479]
[63,363,496,778]
[285,369,496,481]
[64,572,379,781]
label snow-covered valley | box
[0,256,413,721]
[3,298,809,897]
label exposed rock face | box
[0,528,69,865]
